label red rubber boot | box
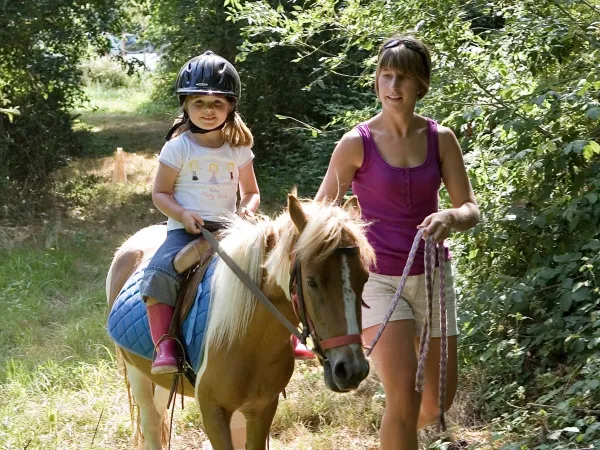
[147,303,178,375]
[292,335,315,360]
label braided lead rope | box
[437,243,448,431]
[366,228,425,356]
[365,227,448,431]
[415,237,435,392]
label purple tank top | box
[352,118,450,276]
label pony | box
[106,194,376,450]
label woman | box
[315,35,479,449]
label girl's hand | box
[237,206,255,219]
[417,210,454,243]
[181,210,204,234]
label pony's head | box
[266,194,376,392]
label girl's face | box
[186,95,232,129]
[377,68,420,111]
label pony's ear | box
[342,195,361,219]
[288,194,307,233]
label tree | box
[0,0,127,200]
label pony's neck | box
[252,274,298,347]
[264,215,297,298]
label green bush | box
[0,0,127,201]
[82,58,134,89]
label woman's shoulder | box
[336,127,364,155]
[432,122,462,161]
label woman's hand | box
[417,210,454,243]
[181,209,204,234]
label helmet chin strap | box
[164,112,235,141]
[189,120,226,134]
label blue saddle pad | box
[107,258,217,373]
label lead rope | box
[366,228,448,431]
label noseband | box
[289,246,364,361]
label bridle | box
[199,226,368,362]
[288,246,366,361]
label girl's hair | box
[375,35,431,100]
[170,96,254,148]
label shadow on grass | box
[73,110,170,157]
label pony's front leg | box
[199,399,234,450]
[126,364,165,450]
[245,397,278,450]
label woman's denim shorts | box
[139,229,201,306]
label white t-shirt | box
[158,131,255,230]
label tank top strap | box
[355,122,375,172]
[427,118,441,167]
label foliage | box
[144,0,365,181]
[227,0,600,446]
[0,0,128,200]
[82,58,137,89]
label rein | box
[199,227,304,341]
[365,228,449,431]
[289,246,364,361]
[200,227,363,362]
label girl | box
[315,36,479,448]
[140,51,260,375]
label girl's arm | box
[153,162,204,233]
[238,162,260,216]
[418,126,479,242]
[315,130,364,203]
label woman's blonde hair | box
[375,35,431,100]
[171,96,254,148]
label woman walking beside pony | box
[316,35,479,449]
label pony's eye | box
[307,279,318,288]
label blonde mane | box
[264,200,376,296]
[205,199,376,350]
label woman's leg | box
[363,321,421,450]
[415,335,458,429]
[409,261,459,428]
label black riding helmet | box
[166,51,241,140]
[175,51,241,106]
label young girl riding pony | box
[140,51,260,375]
[140,51,311,376]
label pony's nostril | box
[334,361,350,382]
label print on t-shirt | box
[184,157,237,186]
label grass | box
[0,84,494,449]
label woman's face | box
[377,68,420,111]
[186,95,231,129]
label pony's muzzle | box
[323,344,369,392]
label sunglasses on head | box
[381,39,430,76]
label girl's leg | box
[415,335,458,429]
[363,320,421,450]
[141,229,199,375]
[146,299,178,374]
